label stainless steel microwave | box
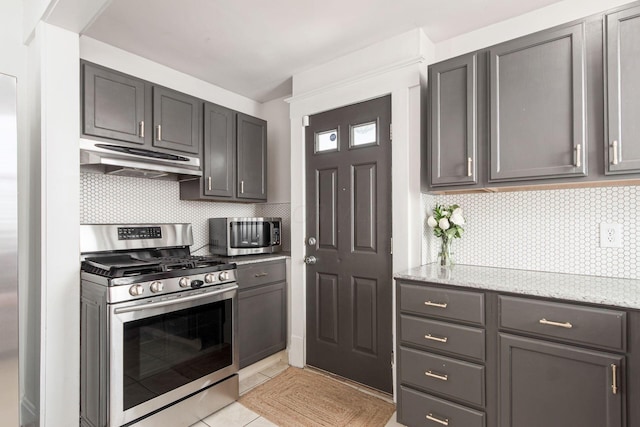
[209,217,282,256]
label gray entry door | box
[305,95,392,393]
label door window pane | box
[315,129,338,153]
[350,121,377,147]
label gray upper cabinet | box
[203,102,235,198]
[237,113,267,201]
[152,86,201,155]
[429,53,478,187]
[499,334,623,427]
[606,5,640,174]
[489,23,587,182]
[83,63,148,145]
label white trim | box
[285,56,426,104]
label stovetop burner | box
[83,254,229,278]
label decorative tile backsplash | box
[80,173,291,254]
[422,186,639,279]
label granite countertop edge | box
[394,263,640,310]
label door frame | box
[287,62,426,401]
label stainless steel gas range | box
[80,224,239,427]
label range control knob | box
[129,284,144,296]
[204,273,216,284]
[218,271,230,281]
[178,277,190,288]
[150,281,164,293]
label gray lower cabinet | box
[606,5,640,174]
[237,260,286,368]
[237,113,267,201]
[152,86,201,155]
[396,280,636,427]
[489,23,586,182]
[429,53,478,187]
[499,333,623,427]
[82,62,148,145]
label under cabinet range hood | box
[80,139,202,181]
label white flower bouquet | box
[427,204,465,265]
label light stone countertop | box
[395,264,640,310]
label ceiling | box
[84,0,565,102]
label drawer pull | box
[254,272,269,278]
[425,370,448,381]
[426,413,449,426]
[424,301,448,309]
[424,333,448,343]
[611,364,618,395]
[539,318,573,329]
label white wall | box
[260,96,291,203]
[287,29,434,399]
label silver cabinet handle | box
[424,301,447,309]
[156,124,162,141]
[424,333,448,343]
[576,144,581,168]
[426,413,449,426]
[612,140,619,165]
[240,180,244,194]
[539,318,573,329]
[611,364,618,395]
[425,370,448,381]
[208,177,212,191]
[138,121,144,138]
[467,157,472,177]
[254,272,268,278]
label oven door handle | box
[114,284,238,314]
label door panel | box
[317,169,338,250]
[305,95,392,392]
[83,63,147,145]
[237,113,267,200]
[490,24,586,181]
[316,273,339,345]
[352,163,377,252]
[203,102,235,198]
[352,276,377,355]
[606,6,640,173]
[152,86,201,154]
[499,334,623,427]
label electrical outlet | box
[600,223,623,248]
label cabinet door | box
[237,113,267,200]
[489,24,586,181]
[203,102,235,198]
[152,86,201,155]
[499,334,623,427]
[429,53,477,186]
[83,63,147,145]
[606,6,640,174]
[238,281,286,368]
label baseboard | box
[238,350,288,381]
[288,335,304,368]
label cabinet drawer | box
[400,386,485,427]
[400,347,485,407]
[399,282,484,325]
[499,296,626,351]
[237,260,286,289]
[400,314,485,361]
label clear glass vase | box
[439,238,453,266]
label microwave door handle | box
[114,285,238,314]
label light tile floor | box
[194,360,403,427]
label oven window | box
[122,299,232,410]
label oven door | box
[108,284,238,426]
